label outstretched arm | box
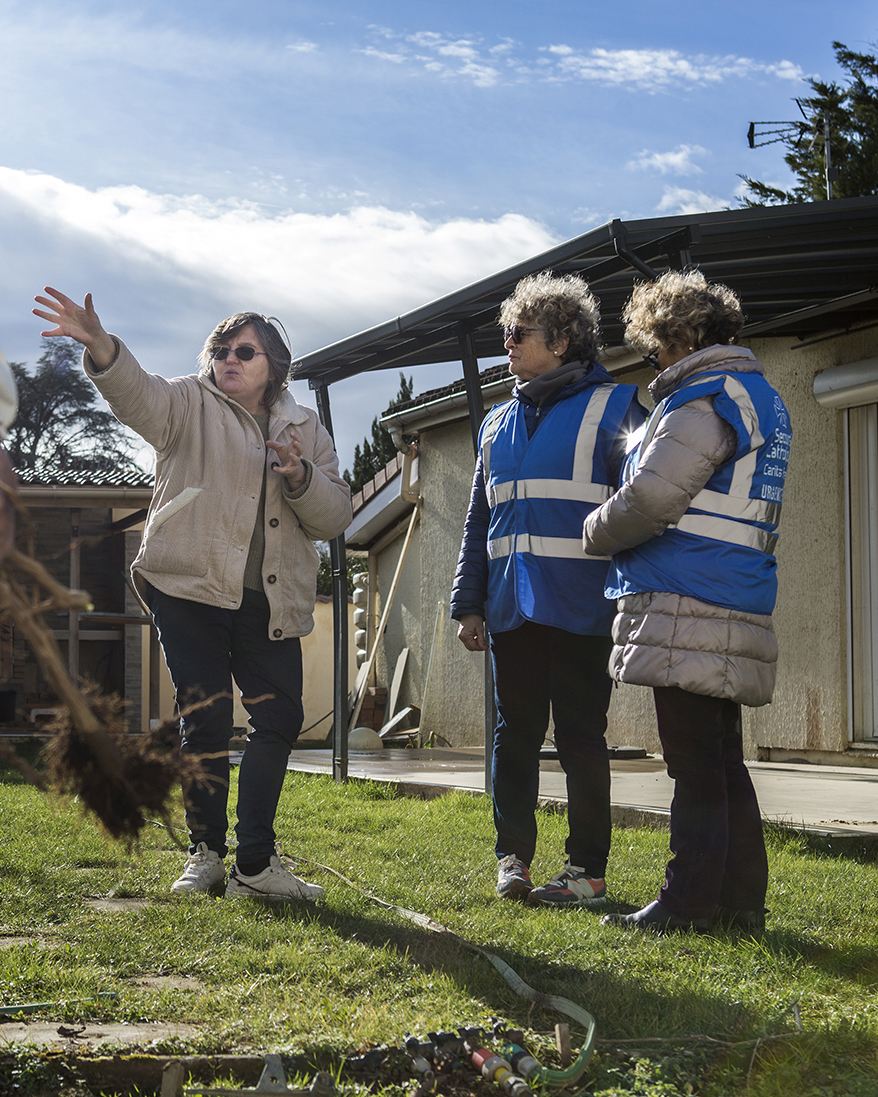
[33,288,117,371]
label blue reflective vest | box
[606,370,791,615]
[483,381,641,635]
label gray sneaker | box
[171,843,226,893]
[225,856,325,902]
[496,854,533,900]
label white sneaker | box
[171,843,226,893]
[225,855,325,902]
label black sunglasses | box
[211,346,267,362]
[503,324,544,344]
[642,350,661,370]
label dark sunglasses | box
[503,324,544,344]
[211,346,267,362]
[642,350,661,370]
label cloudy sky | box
[1,0,874,471]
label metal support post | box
[457,329,495,792]
[313,381,349,782]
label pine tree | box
[739,41,878,205]
[6,338,140,476]
[343,373,414,494]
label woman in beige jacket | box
[35,287,352,902]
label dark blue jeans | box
[490,622,613,878]
[145,583,303,867]
[654,686,768,921]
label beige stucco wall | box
[143,596,357,741]
[367,423,487,744]
[744,328,876,757]
[418,421,490,744]
[373,523,423,720]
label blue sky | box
[1,0,875,470]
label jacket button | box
[273,628,283,638]
[267,574,277,583]
[269,518,279,527]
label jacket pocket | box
[141,488,222,578]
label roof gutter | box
[18,486,154,507]
[380,375,516,452]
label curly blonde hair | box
[622,270,744,355]
[498,271,601,364]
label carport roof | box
[291,196,878,389]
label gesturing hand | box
[267,429,307,490]
[33,288,116,370]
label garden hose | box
[306,859,598,1085]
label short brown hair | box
[198,312,292,408]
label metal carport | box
[291,196,878,780]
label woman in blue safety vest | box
[584,269,791,933]
[451,271,644,907]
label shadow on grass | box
[251,896,771,1045]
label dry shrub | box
[41,687,204,844]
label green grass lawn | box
[0,754,876,1096]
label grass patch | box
[0,756,876,1095]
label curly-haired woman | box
[584,270,792,933]
[451,272,644,906]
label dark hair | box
[198,312,292,408]
[498,271,601,364]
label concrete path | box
[286,747,878,846]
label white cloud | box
[655,186,728,215]
[0,168,557,348]
[356,30,806,92]
[0,168,558,467]
[627,144,708,175]
[287,41,319,54]
[359,46,408,64]
[541,45,805,90]
[570,207,605,228]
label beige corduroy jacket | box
[85,339,352,641]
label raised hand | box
[33,288,116,370]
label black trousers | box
[653,686,768,920]
[146,583,304,867]
[490,622,613,877]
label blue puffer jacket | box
[450,362,642,635]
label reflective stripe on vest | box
[485,385,617,508]
[488,533,611,561]
[635,372,780,551]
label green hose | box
[306,860,599,1086]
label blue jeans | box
[490,623,613,878]
[654,686,768,921]
[145,583,303,868]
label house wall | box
[372,516,424,724]
[746,328,873,761]
[418,422,487,743]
